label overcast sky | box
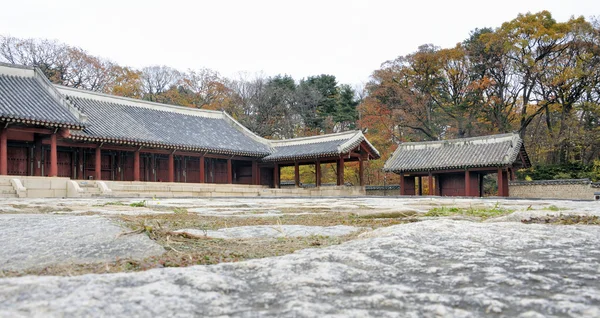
[1,0,598,86]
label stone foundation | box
[0,176,366,198]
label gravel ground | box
[1,219,600,317]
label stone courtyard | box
[1,196,600,317]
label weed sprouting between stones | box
[425,203,513,219]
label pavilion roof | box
[383,133,530,173]
[262,130,380,162]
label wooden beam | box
[0,128,7,175]
[8,127,54,135]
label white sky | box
[1,0,598,86]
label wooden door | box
[7,146,28,176]
[439,174,466,196]
[185,157,200,183]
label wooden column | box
[400,172,405,195]
[336,156,344,186]
[359,158,365,187]
[77,148,84,179]
[33,134,43,176]
[497,168,504,197]
[133,150,140,181]
[199,155,205,183]
[168,153,175,182]
[48,133,58,177]
[418,177,423,196]
[428,171,433,195]
[252,160,258,185]
[465,169,471,197]
[315,160,321,187]
[94,146,101,180]
[256,164,261,186]
[0,128,7,175]
[294,161,300,187]
[273,163,280,188]
[227,158,233,184]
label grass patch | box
[425,203,513,219]
[129,200,146,207]
[358,211,418,219]
[541,205,567,211]
[93,201,125,207]
[522,214,600,225]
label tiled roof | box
[0,63,85,129]
[262,130,380,162]
[383,133,530,173]
[57,86,272,157]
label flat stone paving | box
[0,214,164,271]
[1,197,600,317]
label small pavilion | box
[383,133,531,197]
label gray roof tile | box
[60,90,272,157]
[0,66,83,128]
[383,133,530,172]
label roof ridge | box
[271,130,361,146]
[55,85,225,118]
[396,133,518,147]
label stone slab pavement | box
[1,219,599,317]
[0,214,164,271]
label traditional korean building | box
[383,133,531,197]
[0,63,379,188]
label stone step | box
[0,185,15,191]
[0,190,16,194]
[0,193,17,198]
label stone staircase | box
[0,179,17,198]
[75,181,104,197]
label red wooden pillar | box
[0,128,7,175]
[251,160,258,185]
[33,135,43,176]
[273,163,280,188]
[199,155,205,183]
[418,177,423,195]
[77,148,84,179]
[400,172,405,195]
[133,150,140,181]
[428,172,433,195]
[168,153,175,182]
[256,164,261,186]
[359,158,365,187]
[497,168,504,197]
[315,160,321,187]
[465,169,471,197]
[48,133,58,177]
[94,146,101,180]
[336,156,344,186]
[294,161,300,187]
[227,158,233,184]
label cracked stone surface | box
[175,225,366,239]
[0,214,164,271]
[2,219,599,317]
